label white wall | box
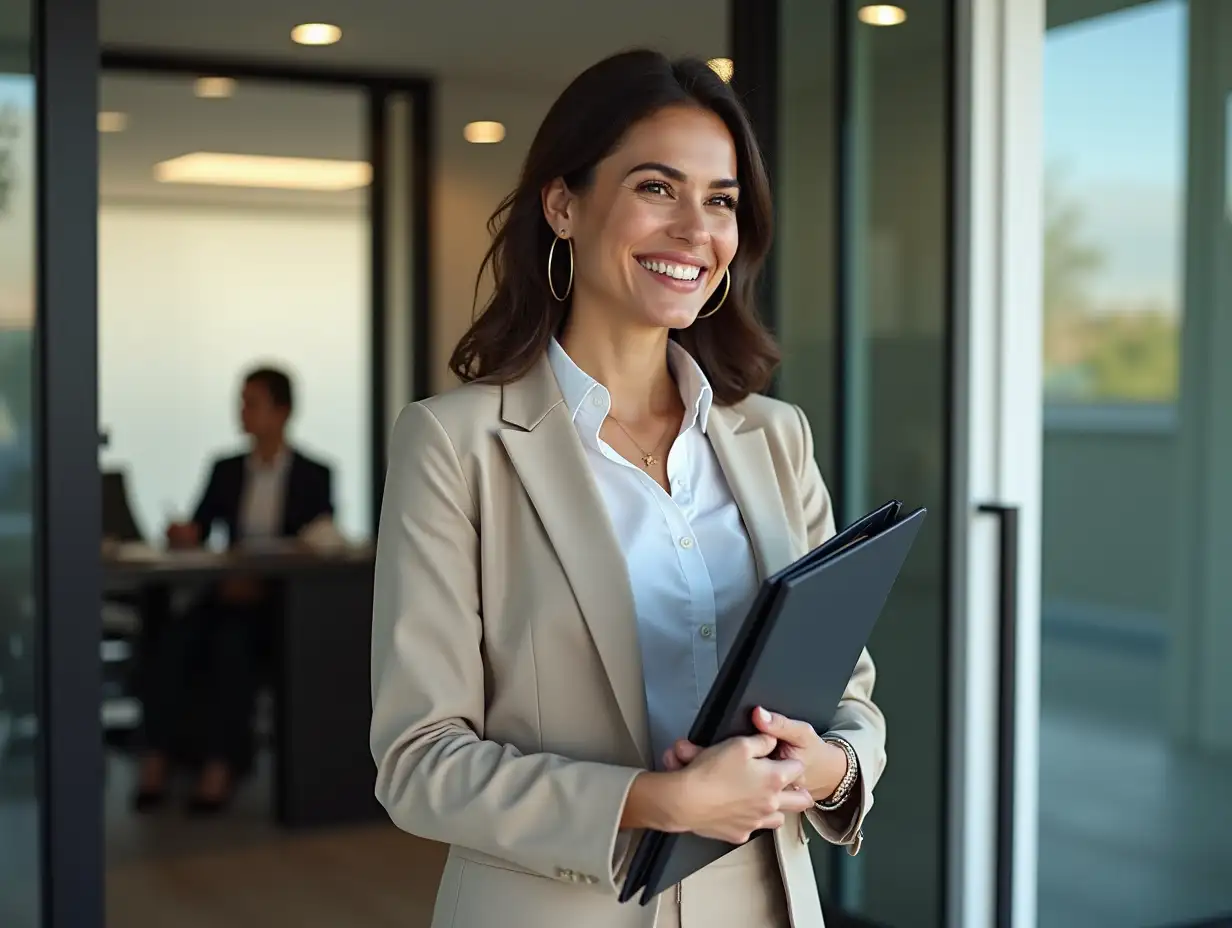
[98,203,371,542]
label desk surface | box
[102,544,375,587]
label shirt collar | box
[546,338,714,438]
[248,445,292,475]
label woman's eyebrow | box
[624,161,739,190]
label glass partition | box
[0,2,41,924]
[774,3,953,926]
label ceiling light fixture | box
[195,76,236,99]
[291,22,342,46]
[463,121,506,144]
[857,5,907,25]
[707,57,734,83]
[153,153,371,191]
[97,111,128,133]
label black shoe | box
[131,788,167,813]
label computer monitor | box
[102,470,143,543]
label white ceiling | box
[100,72,369,209]
[91,0,962,209]
[101,0,729,87]
[98,0,731,208]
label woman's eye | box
[639,180,671,197]
[710,195,739,211]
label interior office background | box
[3,0,1232,927]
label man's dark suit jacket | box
[190,449,333,547]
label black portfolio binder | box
[618,500,927,906]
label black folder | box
[618,500,927,906]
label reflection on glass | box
[1040,2,1232,927]
[1043,1,1185,404]
[776,3,950,926]
[0,4,40,924]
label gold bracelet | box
[816,736,859,811]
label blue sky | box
[1044,0,1187,308]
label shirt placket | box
[665,437,719,708]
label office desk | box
[103,547,383,829]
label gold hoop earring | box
[696,267,730,319]
[548,231,573,302]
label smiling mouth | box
[637,257,705,282]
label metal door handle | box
[978,503,1019,928]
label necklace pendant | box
[642,453,658,468]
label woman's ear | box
[541,178,574,236]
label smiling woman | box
[372,49,886,928]
[448,50,780,405]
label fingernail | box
[756,707,771,724]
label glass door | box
[740,1,1047,925]
[1039,1,1232,925]
[0,5,42,922]
[771,1,957,925]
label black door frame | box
[37,0,104,924]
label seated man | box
[134,365,333,814]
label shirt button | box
[591,394,604,407]
[699,624,714,639]
[679,536,693,549]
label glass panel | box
[1040,1,1232,926]
[0,1,41,924]
[97,74,372,542]
[777,0,839,487]
[776,3,951,926]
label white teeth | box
[639,259,701,281]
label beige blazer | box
[370,353,887,928]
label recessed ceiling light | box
[291,22,342,46]
[153,153,371,191]
[195,76,236,99]
[463,121,506,144]
[858,5,908,26]
[707,58,734,83]
[97,111,128,133]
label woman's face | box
[544,104,740,332]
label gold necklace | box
[607,414,677,468]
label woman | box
[370,50,886,928]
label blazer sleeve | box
[313,462,334,521]
[370,402,643,892]
[791,405,887,855]
[190,460,224,537]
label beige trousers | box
[655,835,791,928]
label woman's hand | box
[664,707,850,804]
[662,732,815,844]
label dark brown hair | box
[448,49,780,405]
[244,366,293,411]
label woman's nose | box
[666,201,712,246]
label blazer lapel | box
[498,357,652,768]
[707,405,798,581]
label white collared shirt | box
[547,339,760,768]
[240,446,291,541]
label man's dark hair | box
[245,366,294,412]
